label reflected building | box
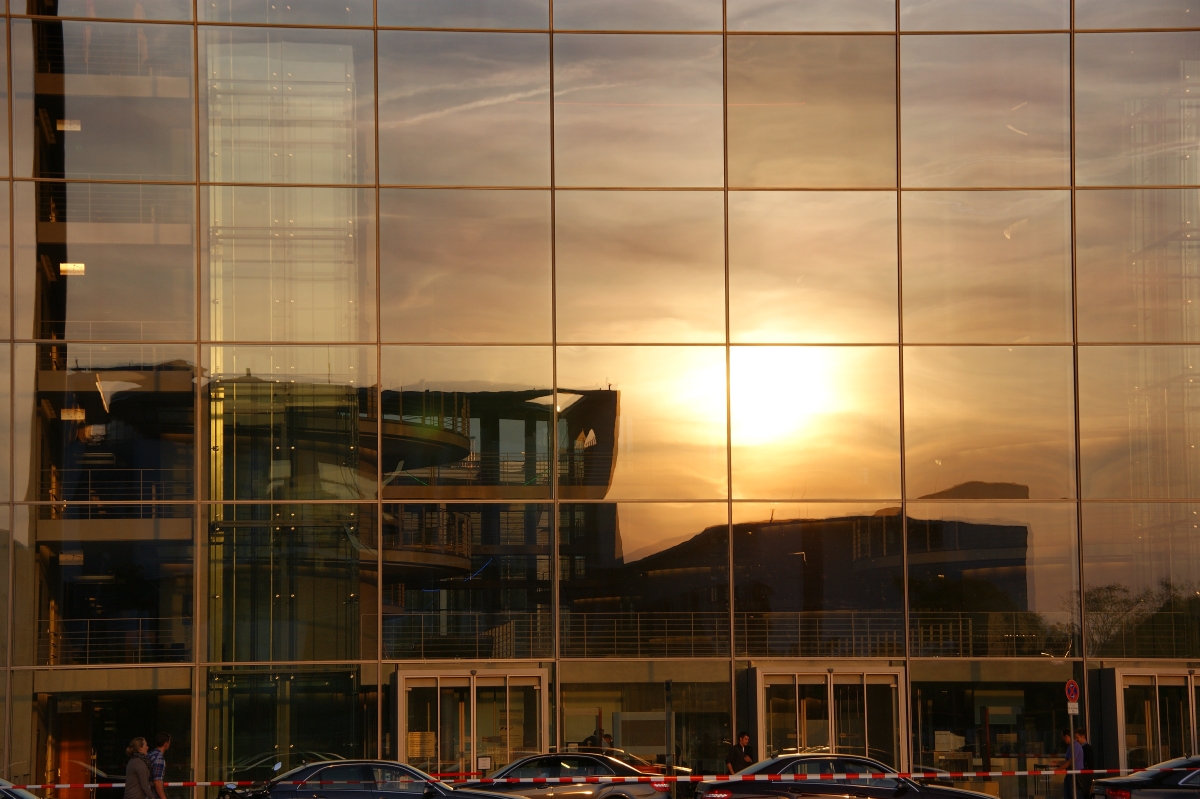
[5,2,1200,796]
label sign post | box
[1066,679,1080,717]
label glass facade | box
[0,1,1199,794]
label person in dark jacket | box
[726,733,755,774]
[1076,729,1095,798]
[125,737,154,799]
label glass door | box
[1119,672,1199,769]
[402,672,546,777]
[759,671,903,767]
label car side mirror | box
[893,783,910,798]
[424,785,439,799]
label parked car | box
[573,748,693,778]
[228,752,348,782]
[217,759,515,799]
[1091,756,1200,799]
[0,779,46,799]
[694,754,995,799]
[482,753,671,799]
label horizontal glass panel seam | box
[1078,498,1200,503]
[8,663,202,671]
[380,185,553,190]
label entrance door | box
[1119,673,1197,769]
[401,671,547,777]
[758,671,905,768]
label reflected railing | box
[382,612,553,659]
[1085,611,1200,659]
[389,453,551,488]
[384,506,471,559]
[42,467,193,502]
[735,612,905,658]
[909,612,1076,658]
[39,617,193,665]
[559,612,730,658]
[37,182,193,224]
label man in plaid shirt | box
[147,733,172,799]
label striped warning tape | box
[1,768,1196,790]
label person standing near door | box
[147,733,171,799]
[1075,729,1095,798]
[726,733,755,774]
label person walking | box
[147,733,171,799]
[726,732,755,775]
[1075,729,1095,798]
[1057,729,1084,799]
[124,738,154,799]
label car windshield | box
[0,783,42,799]
[271,765,314,785]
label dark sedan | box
[481,753,671,799]
[1092,756,1200,799]
[694,755,994,799]
[217,759,515,799]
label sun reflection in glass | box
[730,346,836,447]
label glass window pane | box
[27,0,192,18]
[380,190,551,343]
[200,26,375,185]
[1076,190,1200,343]
[901,190,1073,343]
[382,504,552,659]
[552,0,722,30]
[8,667,192,791]
[553,35,723,187]
[0,30,9,178]
[11,505,193,667]
[903,346,1077,500]
[561,660,730,771]
[207,504,377,662]
[901,34,1070,188]
[1078,346,1200,499]
[1075,32,1200,188]
[1076,0,1200,29]
[380,346,552,499]
[207,665,373,779]
[733,503,904,658]
[899,0,1069,30]
[203,345,378,501]
[0,186,11,338]
[198,0,373,24]
[13,343,196,503]
[1081,502,1200,659]
[378,0,549,28]
[727,0,895,32]
[15,182,196,341]
[557,346,727,500]
[0,347,8,502]
[728,35,896,188]
[555,191,724,343]
[12,20,195,180]
[730,191,897,343]
[731,347,901,500]
[201,186,376,343]
[910,660,1081,793]
[559,504,729,657]
[907,502,1079,658]
[378,32,549,187]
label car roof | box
[501,753,644,775]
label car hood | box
[453,789,531,799]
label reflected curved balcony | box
[383,505,473,578]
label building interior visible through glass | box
[2,1,1200,797]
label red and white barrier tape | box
[3,768,1197,790]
